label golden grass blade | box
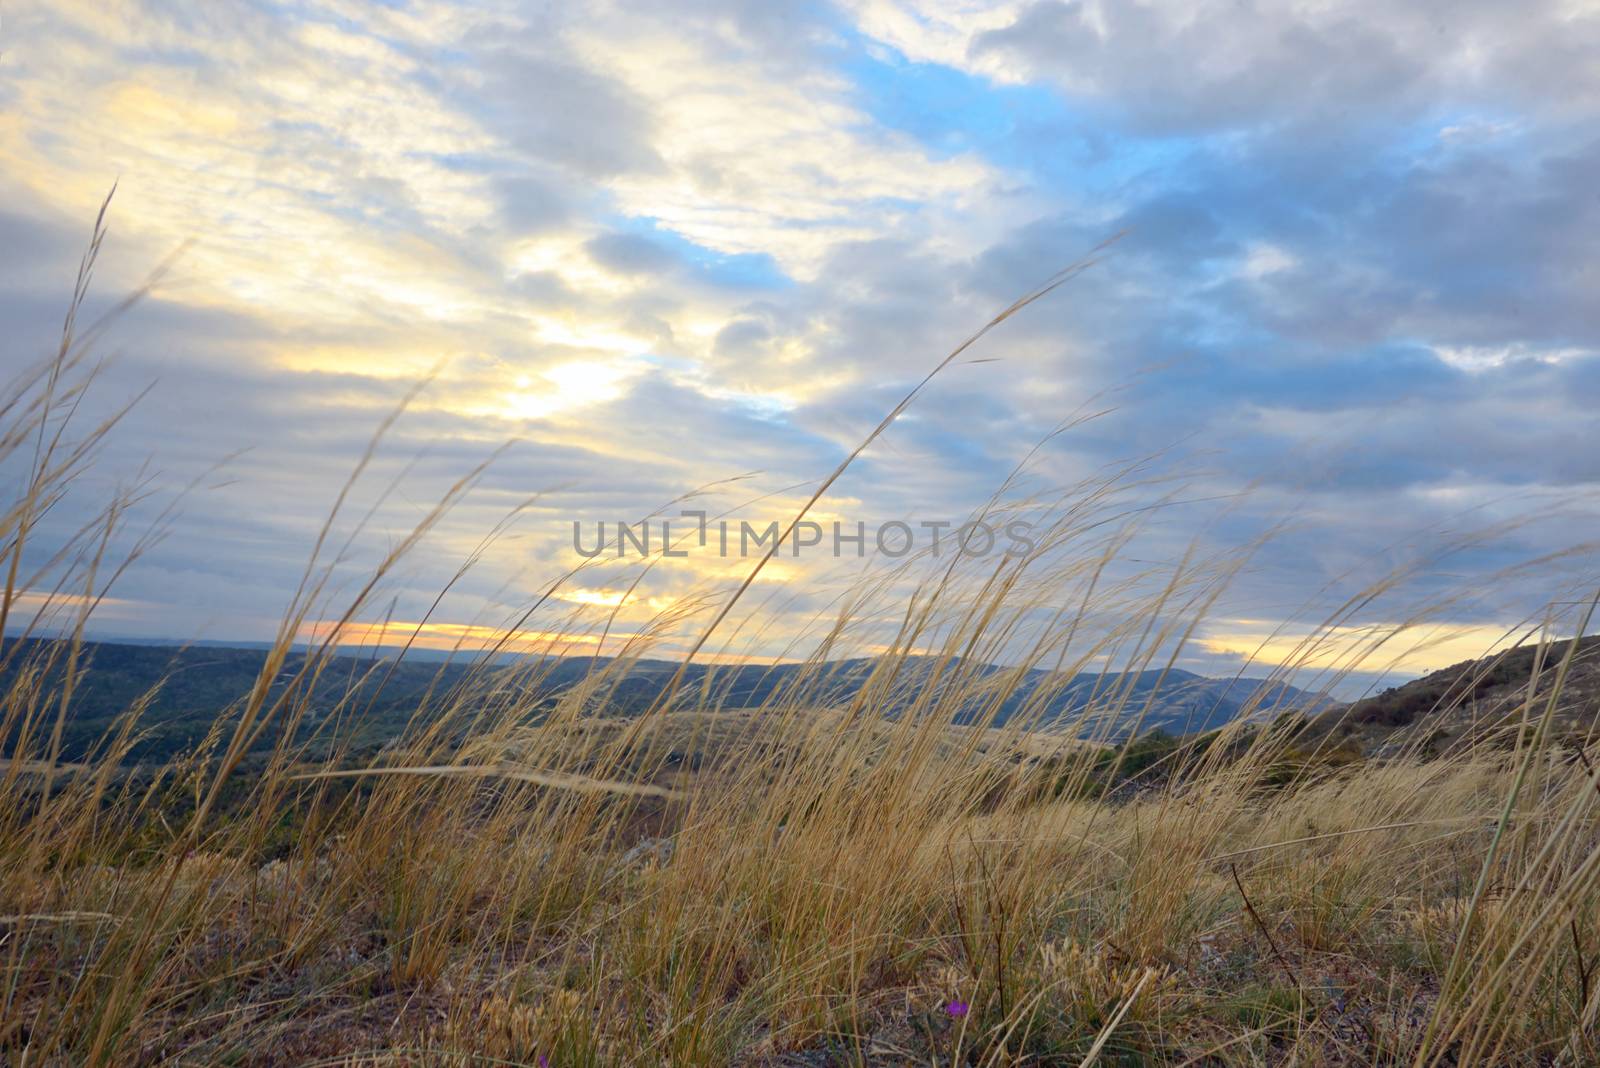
[289,763,684,800]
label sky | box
[3,0,1599,691]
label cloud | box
[3,0,1599,689]
[585,232,681,277]
[850,0,1600,135]
[462,21,664,179]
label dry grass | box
[4,208,1600,1066]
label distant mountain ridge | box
[0,637,1326,761]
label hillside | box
[1308,634,1600,756]
[0,638,1322,762]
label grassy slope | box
[6,667,1597,1066]
[1308,635,1600,758]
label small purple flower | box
[945,1000,969,1019]
[537,1057,549,1068]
